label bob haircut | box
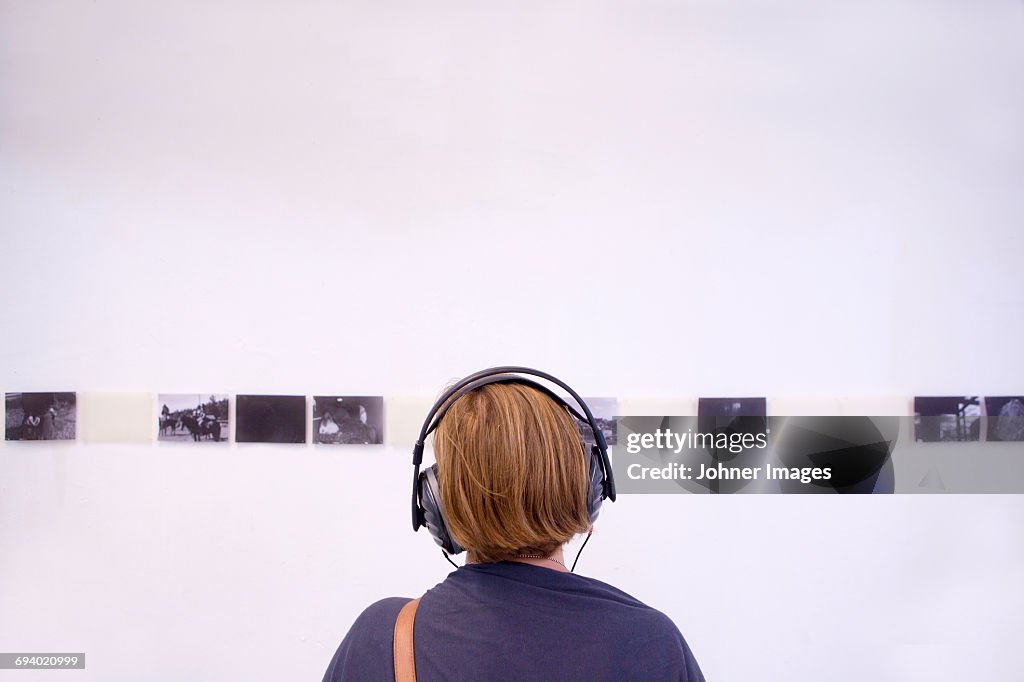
[433,382,592,563]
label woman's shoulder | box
[321,597,412,682]
[561,577,704,680]
[575,575,690,634]
[356,596,411,619]
[348,596,412,639]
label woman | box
[322,371,705,681]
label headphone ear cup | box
[418,464,464,556]
[586,445,606,525]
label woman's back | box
[322,371,706,680]
[322,561,704,681]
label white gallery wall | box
[2,1,1023,680]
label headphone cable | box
[570,527,594,573]
[443,530,593,573]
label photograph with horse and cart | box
[158,394,229,443]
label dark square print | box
[697,397,768,441]
[698,397,768,419]
[236,395,306,444]
[695,397,768,494]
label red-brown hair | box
[433,382,591,563]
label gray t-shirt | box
[322,561,705,681]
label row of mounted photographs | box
[5,393,387,445]
[3,393,1023,444]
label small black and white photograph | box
[914,396,981,442]
[570,397,617,446]
[698,397,768,418]
[313,396,384,444]
[984,396,1024,442]
[158,394,229,443]
[697,397,768,439]
[236,395,306,444]
[5,392,77,441]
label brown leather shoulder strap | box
[393,597,420,682]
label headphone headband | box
[411,366,616,533]
[423,375,590,439]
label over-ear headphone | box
[411,366,616,556]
